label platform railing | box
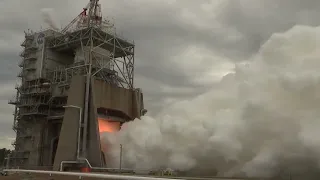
[3,169,184,180]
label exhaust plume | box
[102,25,320,178]
[40,8,59,31]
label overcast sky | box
[1,0,320,148]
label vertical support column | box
[53,75,85,171]
[119,144,122,170]
[86,79,103,167]
[82,28,93,157]
[132,43,135,88]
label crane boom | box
[61,0,112,34]
[61,15,80,33]
[61,2,90,33]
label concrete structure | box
[8,0,145,170]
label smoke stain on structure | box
[8,0,145,170]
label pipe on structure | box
[82,42,93,158]
[59,161,79,171]
[3,169,184,180]
[59,157,112,172]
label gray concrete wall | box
[93,80,134,119]
[41,123,53,167]
[26,30,67,80]
[23,43,40,80]
[87,78,103,167]
[22,29,64,81]
[24,32,45,80]
[27,122,42,168]
[40,121,61,167]
[53,75,85,171]
[133,88,145,118]
[93,79,143,119]
[53,76,106,170]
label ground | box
[0,172,254,180]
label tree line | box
[0,148,11,166]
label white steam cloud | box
[40,8,60,31]
[102,25,320,178]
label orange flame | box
[98,118,120,154]
[98,118,120,133]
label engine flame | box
[98,118,120,159]
[98,118,120,133]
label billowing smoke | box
[40,8,59,31]
[102,25,320,178]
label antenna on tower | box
[61,0,113,34]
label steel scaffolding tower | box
[8,0,145,170]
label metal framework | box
[8,31,50,167]
[44,26,136,157]
[46,27,135,89]
[8,0,138,169]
